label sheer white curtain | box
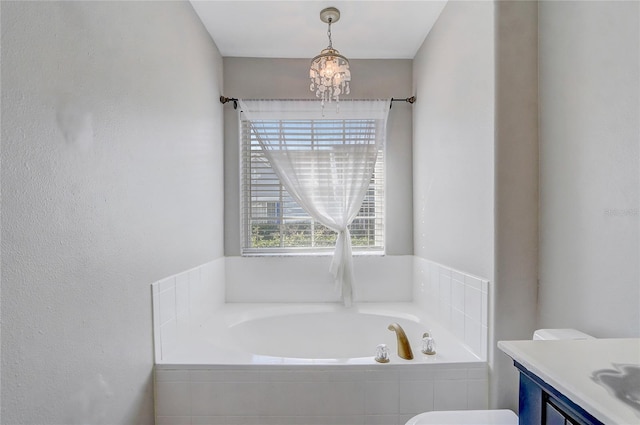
[239,99,390,306]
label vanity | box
[498,338,640,425]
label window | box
[241,118,385,255]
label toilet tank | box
[533,328,594,340]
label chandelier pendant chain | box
[327,19,333,49]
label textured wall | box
[222,57,414,256]
[1,1,224,423]
[538,1,640,337]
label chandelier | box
[309,7,351,107]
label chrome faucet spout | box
[387,322,414,360]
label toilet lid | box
[404,410,518,425]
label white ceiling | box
[189,1,448,59]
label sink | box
[592,363,640,415]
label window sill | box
[241,250,385,258]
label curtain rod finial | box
[220,96,238,109]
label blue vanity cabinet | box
[499,339,640,425]
[514,361,604,425]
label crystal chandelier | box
[309,7,351,107]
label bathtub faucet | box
[387,322,414,360]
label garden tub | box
[152,257,490,424]
[157,303,482,366]
[154,303,488,425]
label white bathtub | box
[152,257,490,425]
[158,303,482,366]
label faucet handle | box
[375,344,390,363]
[421,331,436,355]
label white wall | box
[412,1,495,281]
[493,0,539,411]
[413,0,539,412]
[412,0,498,404]
[1,2,224,423]
[225,256,414,303]
[222,57,414,256]
[538,1,640,338]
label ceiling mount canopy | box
[309,7,351,108]
[319,7,340,24]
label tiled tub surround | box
[156,363,488,425]
[413,257,490,360]
[152,258,226,362]
[152,256,490,425]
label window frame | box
[239,117,386,256]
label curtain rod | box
[219,96,416,110]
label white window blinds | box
[241,119,385,254]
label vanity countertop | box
[498,338,640,425]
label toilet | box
[404,329,594,425]
[404,410,518,425]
